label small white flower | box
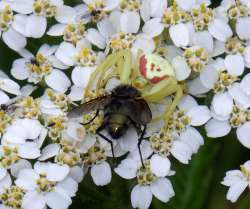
[222,160,250,203]
[11,44,71,93]
[15,162,77,209]
[115,155,174,209]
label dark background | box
[2,0,250,208]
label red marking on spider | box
[139,55,168,84]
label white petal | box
[226,181,248,203]
[55,5,76,24]
[212,40,226,57]
[47,163,70,181]
[11,59,29,80]
[150,178,174,203]
[241,73,250,96]
[71,66,93,87]
[57,177,78,197]
[69,166,84,183]
[39,144,60,161]
[45,69,71,93]
[225,54,244,76]
[119,128,138,152]
[171,141,192,164]
[91,162,111,186]
[132,35,155,54]
[187,105,211,126]
[86,28,106,49]
[47,24,65,36]
[208,18,232,42]
[150,154,170,177]
[2,27,26,51]
[45,189,72,209]
[212,92,233,117]
[179,127,204,153]
[22,192,45,209]
[228,83,250,108]
[178,95,198,111]
[192,31,213,53]
[188,77,210,96]
[66,122,86,141]
[205,119,231,138]
[114,158,138,179]
[0,173,11,193]
[131,185,152,209]
[149,0,167,17]
[0,168,6,180]
[236,17,250,40]
[15,169,38,190]
[12,14,28,35]
[200,64,218,89]
[142,18,164,38]
[0,91,9,105]
[172,56,191,81]
[55,42,77,66]
[68,85,84,101]
[236,122,250,148]
[10,0,34,14]
[18,142,41,159]
[176,0,195,11]
[97,18,116,38]
[10,159,31,178]
[120,11,140,34]
[23,119,42,139]
[25,15,47,38]
[0,78,20,95]
[169,23,189,47]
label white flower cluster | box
[0,0,249,208]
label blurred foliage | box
[1,0,250,209]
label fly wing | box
[125,99,152,125]
[67,95,112,118]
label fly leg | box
[138,125,147,168]
[96,126,115,163]
[81,110,99,125]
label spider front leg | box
[142,77,184,126]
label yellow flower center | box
[82,141,107,166]
[56,140,81,167]
[109,32,136,52]
[26,53,52,83]
[75,47,97,66]
[225,37,246,55]
[33,0,57,17]
[36,173,56,192]
[183,46,209,73]
[230,106,250,127]
[0,6,13,32]
[191,3,214,31]
[213,71,238,93]
[228,0,249,19]
[119,0,140,12]
[63,23,86,45]
[0,186,24,209]
[137,160,157,185]
[0,146,19,168]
